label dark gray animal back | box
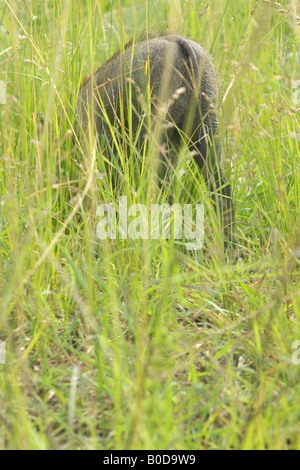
[78,35,218,139]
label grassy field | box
[0,0,300,450]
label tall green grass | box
[0,0,300,449]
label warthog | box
[75,34,235,250]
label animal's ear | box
[32,112,45,134]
